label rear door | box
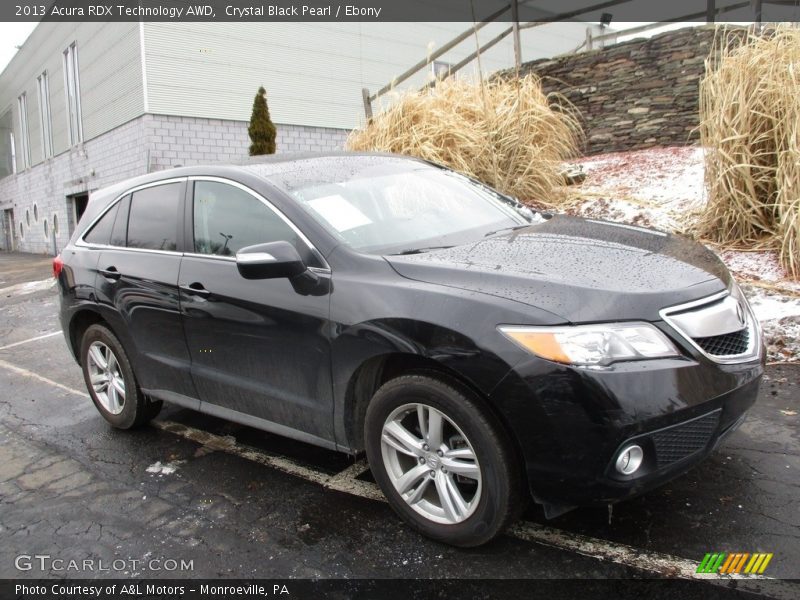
[179,178,334,444]
[91,179,197,402]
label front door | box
[179,179,334,443]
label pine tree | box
[248,86,277,156]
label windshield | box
[285,163,533,254]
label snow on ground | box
[719,249,800,293]
[745,285,800,363]
[146,461,182,476]
[564,146,800,363]
[568,146,706,233]
[0,278,56,298]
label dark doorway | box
[67,193,89,235]
[1,209,15,251]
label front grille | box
[660,288,760,364]
[693,328,750,357]
[652,411,720,468]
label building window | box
[8,132,16,175]
[53,213,59,234]
[17,93,31,169]
[25,209,30,227]
[63,42,83,146]
[33,203,38,222]
[19,221,24,239]
[37,71,53,159]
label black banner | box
[3,0,799,23]
[3,579,798,600]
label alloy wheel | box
[86,341,126,415]
[380,402,482,525]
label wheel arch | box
[67,308,109,365]
[344,353,472,450]
[342,352,528,493]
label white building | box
[0,21,594,254]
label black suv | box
[56,154,764,547]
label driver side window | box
[192,181,321,267]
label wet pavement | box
[0,252,798,591]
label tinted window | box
[193,181,320,266]
[110,195,130,247]
[83,201,119,245]
[127,183,181,251]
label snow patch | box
[742,284,800,363]
[747,291,800,322]
[146,461,181,476]
[0,279,56,298]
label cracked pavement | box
[0,252,798,585]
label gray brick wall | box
[0,115,349,253]
[0,117,148,255]
[145,115,348,170]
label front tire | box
[80,323,161,429]
[364,374,522,547]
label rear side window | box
[127,183,181,251]
[110,195,130,247]
[192,181,321,267]
[83,201,120,245]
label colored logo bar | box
[697,552,773,574]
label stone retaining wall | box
[517,26,730,155]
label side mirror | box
[236,241,307,280]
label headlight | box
[498,323,680,366]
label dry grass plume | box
[346,75,582,207]
[696,26,800,277]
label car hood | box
[383,215,731,323]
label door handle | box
[99,266,121,281]
[179,283,211,298]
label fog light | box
[615,444,644,475]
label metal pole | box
[591,2,752,43]
[361,88,373,120]
[511,0,521,70]
[369,3,510,103]
[424,26,515,89]
[519,0,635,30]
[707,0,715,22]
[753,0,762,25]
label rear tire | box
[365,374,522,547]
[80,323,161,429]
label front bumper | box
[489,351,763,508]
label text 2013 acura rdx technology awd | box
[56,154,764,547]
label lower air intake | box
[652,411,720,468]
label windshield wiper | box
[438,169,540,221]
[393,245,455,255]
[483,224,530,237]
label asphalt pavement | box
[0,252,797,596]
